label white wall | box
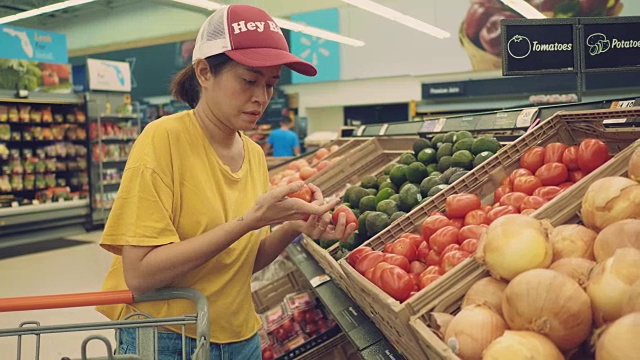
[305,106,345,134]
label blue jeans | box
[118,327,261,360]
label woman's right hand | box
[246,181,340,229]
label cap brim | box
[225,48,317,77]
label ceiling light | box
[341,0,450,39]
[0,0,98,24]
[499,0,546,19]
[169,0,365,47]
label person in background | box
[95,4,356,360]
[266,116,301,157]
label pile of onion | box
[629,146,640,182]
[482,331,564,360]
[444,304,506,360]
[593,219,640,262]
[461,277,507,317]
[549,257,595,288]
[595,312,640,359]
[502,268,592,352]
[548,224,597,261]
[621,281,640,315]
[581,176,640,232]
[476,214,553,281]
[587,247,640,325]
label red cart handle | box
[0,290,134,312]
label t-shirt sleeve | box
[292,132,300,148]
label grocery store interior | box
[1,0,640,359]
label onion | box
[581,176,640,232]
[587,247,640,325]
[629,146,640,182]
[621,281,640,316]
[594,219,640,262]
[549,257,596,288]
[476,214,553,281]
[549,224,596,261]
[461,277,508,317]
[482,330,564,360]
[595,312,640,360]
[444,304,506,360]
[427,312,455,338]
[502,268,592,352]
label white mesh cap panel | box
[192,6,232,64]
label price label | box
[434,118,447,132]
[309,274,331,288]
[606,100,636,124]
[516,108,539,128]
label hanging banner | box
[0,24,68,64]
[87,58,132,92]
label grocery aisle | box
[0,231,116,360]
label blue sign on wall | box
[0,24,68,64]
[290,8,341,84]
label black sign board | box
[422,82,465,98]
[581,17,640,72]
[502,18,579,76]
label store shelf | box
[0,90,84,105]
[94,113,139,121]
[286,242,405,360]
[92,137,137,142]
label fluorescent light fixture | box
[0,0,98,24]
[499,0,546,19]
[170,0,365,47]
[341,0,450,39]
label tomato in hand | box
[332,205,359,228]
[533,186,562,201]
[578,138,610,174]
[464,209,489,226]
[513,175,543,195]
[499,192,528,211]
[510,168,534,183]
[535,163,569,186]
[520,146,545,173]
[426,249,441,267]
[521,196,547,211]
[494,185,511,204]
[416,241,431,264]
[458,225,487,243]
[544,143,567,164]
[562,145,580,171]
[409,261,428,274]
[347,246,373,267]
[445,193,482,219]
[460,238,479,253]
[383,253,411,272]
[419,274,441,290]
[487,205,518,223]
[288,184,312,202]
[569,170,585,183]
[421,215,452,242]
[389,238,418,262]
[429,226,460,254]
[379,265,414,302]
[441,250,472,273]
[354,251,384,275]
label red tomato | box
[578,138,610,174]
[409,261,428,275]
[544,143,567,164]
[460,239,478,253]
[370,262,394,288]
[422,265,443,276]
[389,238,418,262]
[464,209,489,226]
[450,218,465,229]
[282,319,294,332]
[275,328,288,342]
[379,266,414,302]
[441,250,472,273]
[288,184,312,202]
[332,205,359,228]
[419,274,441,290]
[262,349,274,360]
[510,168,534,183]
[521,196,547,211]
[364,267,375,282]
[383,253,411,272]
[535,163,569,186]
[499,192,528,211]
[408,273,420,292]
[400,233,423,249]
[458,225,487,243]
[441,243,460,257]
[533,186,562,201]
[513,175,543,195]
[482,205,493,213]
[562,145,580,171]
[429,226,460,254]
[421,215,452,242]
[445,193,482,219]
[305,310,315,323]
[487,205,519,223]
[520,146,546,173]
[558,182,574,190]
[416,242,431,264]
[494,185,512,204]
[569,170,585,183]
[500,176,513,188]
[429,211,445,217]
[383,243,394,253]
[347,246,373,267]
[354,251,384,275]
[293,311,305,323]
[426,250,441,267]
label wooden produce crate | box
[337,107,640,360]
[267,156,295,169]
[268,138,362,177]
[408,138,640,360]
[252,267,311,313]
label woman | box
[96,4,356,359]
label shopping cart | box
[0,288,211,360]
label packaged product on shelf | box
[0,143,8,160]
[52,125,65,140]
[10,131,20,141]
[76,127,87,140]
[259,325,277,360]
[56,177,67,187]
[54,113,64,123]
[10,175,23,191]
[19,106,30,123]
[24,174,35,190]
[41,127,54,141]
[262,303,306,351]
[35,159,46,174]
[55,142,67,158]
[0,175,10,192]
[42,107,53,123]
[89,123,98,140]
[0,105,7,122]
[22,129,32,141]
[66,112,76,123]
[75,109,86,123]
[31,126,43,141]
[8,107,18,123]
[44,174,56,189]
[0,124,9,141]
[45,159,56,172]
[30,108,42,123]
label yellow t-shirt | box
[96,110,270,343]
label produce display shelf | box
[286,242,405,360]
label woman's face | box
[197,60,281,132]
